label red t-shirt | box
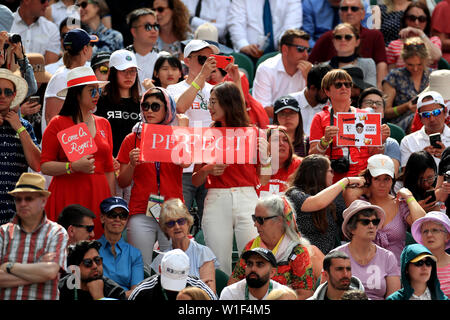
[309,107,371,182]
[256,156,301,197]
[117,132,184,215]
[205,163,260,189]
[432,0,450,62]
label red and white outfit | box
[256,157,301,198]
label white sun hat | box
[57,66,109,97]
[0,68,28,108]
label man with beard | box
[289,64,332,136]
[220,248,290,300]
[59,240,127,300]
[309,251,365,300]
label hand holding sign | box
[57,123,98,162]
[72,155,95,174]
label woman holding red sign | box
[40,66,114,238]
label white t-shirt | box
[219,279,288,300]
[136,50,159,94]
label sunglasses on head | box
[105,211,128,220]
[0,88,14,97]
[339,6,360,12]
[333,81,352,89]
[152,6,167,13]
[141,101,162,112]
[89,87,102,98]
[419,108,444,118]
[165,217,187,228]
[98,65,109,74]
[406,14,427,23]
[334,34,355,41]
[72,224,95,233]
[357,218,381,226]
[251,214,278,225]
[81,256,103,268]
[411,258,433,267]
[285,43,311,53]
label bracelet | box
[16,126,26,135]
[338,181,347,191]
[320,136,332,148]
[316,142,327,153]
[406,196,416,204]
[393,106,400,117]
[191,81,201,91]
[65,162,72,175]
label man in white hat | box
[0,172,68,300]
[128,249,216,300]
[0,68,41,225]
[400,90,450,169]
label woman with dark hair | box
[192,67,271,276]
[40,66,113,238]
[152,53,183,88]
[151,0,193,58]
[386,1,442,70]
[117,86,188,268]
[285,154,365,254]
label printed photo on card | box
[336,112,382,147]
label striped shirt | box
[0,214,68,300]
[438,263,450,298]
[386,37,442,69]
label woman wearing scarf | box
[116,87,189,269]
[228,195,316,300]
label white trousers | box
[202,187,258,276]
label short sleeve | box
[309,112,326,142]
[117,133,135,164]
[40,116,64,164]
[385,249,401,277]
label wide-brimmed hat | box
[0,68,28,108]
[27,53,52,84]
[342,66,373,91]
[8,172,51,197]
[341,199,385,240]
[57,66,109,97]
[411,211,450,249]
[422,70,450,100]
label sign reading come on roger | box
[57,123,98,162]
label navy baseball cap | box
[273,95,300,114]
[100,197,129,214]
[63,28,98,53]
[242,247,277,267]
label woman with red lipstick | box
[40,66,113,238]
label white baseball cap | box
[109,49,140,71]
[160,249,190,291]
[417,90,445,110]
[367,154,395,178]
[183,39,219,57]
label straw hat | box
[57,66,109,97]
[8,173,51,197]
[0,68,28,108]
[422,70,450,100]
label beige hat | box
[422,70,450,100]
[27,53,52,84]
[194,23,219,42]
[367,154,395,178]
[8,172,51,197]
[0,68,28,108]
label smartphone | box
[425,189,436,204]
[411,96,419,105]
[211,54,233,69]
[429,133,442,148]
[28,96,40,104]
[445,170,450,183]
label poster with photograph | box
[336,112,382,147]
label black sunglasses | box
[82,256,103,268]
[285,43,311,53]
[406,14,427,23]
[165,217,187,228]
[40,0,49,3]
[196,55,208,65]
[152,6,167,13]
[105,211,129,220]
[339,6,361,12]
[334,34,355,41]
[333,81,352,89]
[72,224,95,233]
[251,214,278,225]
[412,258,434,267]
[141,101,162,112]
[134,23,160,32]
[76,1,89,9]
[0,88,14,97]
[357,218,381,226]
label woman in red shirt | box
[117,86,188,267]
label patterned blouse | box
[380,5,405,46]
[87,23,124,54]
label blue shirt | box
[87,23,124,54]
[98,235,144,291]
[302,0,371,47]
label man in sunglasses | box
[97,196,143,298]
[0,172,68,300]
[57,204,97,245]
[59,240,127,300]
[253,29,312,119]
[401,91,450,169]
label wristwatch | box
[5,262,15,274]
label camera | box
[330,156,350,174]
[8,33,21,44]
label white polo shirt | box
[10,11,60,57]
[400,125,450,167]
[252,53,306,108]
[136,50,159,94]
[219,279,289,300]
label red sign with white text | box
[57,123,98,162]
[139,124,259,164]
[336,112,382,147]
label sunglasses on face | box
[251,214,278,225]
[98,65,109,74]
[81,256,103,268]
[134,23,160,32]
[165,217,187,228]
[0,88,14,97]
[89,87,102,98]
[76,0,93,9]
[72,224,95,233]
[141,101,162,112]
[406,14,427,23]
[334,34,355,41]
[105,211,129,220]
[357,218,381,226]
[285,43,311,53]
[196,55,208,65]
[419,108,444,118]
[333,81,352,89]
[339,6,361,12]
[411,258,433,267]
[152,6,167,13]
[14,195,38,203]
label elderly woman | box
[228,195,317,300]
[382,36,432,132]
[411,211,450,298]
[331,199,401,300]
[153,198,219,294]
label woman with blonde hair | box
[176,286,212,300]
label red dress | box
[40,115,114,238]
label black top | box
[58,274,127,300]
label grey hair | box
[340,0,366,12]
